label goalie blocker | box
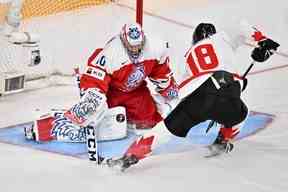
[24,106,128,142]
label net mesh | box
[0,0,109,21]
[0,0,111,83]
[0,3,9,24]
[21,0,110,19]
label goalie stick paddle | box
[86,125,103,164]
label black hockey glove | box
[251,38,280,62]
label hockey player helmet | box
[192,23,216,45]
[120,22,145,59]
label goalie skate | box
[24,114,55,142]
[24,124,36,140]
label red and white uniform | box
[80,35,178,128]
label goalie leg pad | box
[51,112,85,142]
[96,106,127,141]
[52,106,127,142]
[24,111,86,142]
[24,114,55,142]
[64,88,107,126]
[25,106,127,142]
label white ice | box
[0,0,288,191]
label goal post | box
[136,0,143,26]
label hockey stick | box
[242,61,255,79]
[240,61,255,92]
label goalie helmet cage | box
[0,0,144,91]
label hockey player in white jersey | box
[108,22,281,169]
[153,23,279,156]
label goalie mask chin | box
[120,23,145,61]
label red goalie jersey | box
[80,27,178,128]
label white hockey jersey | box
[179,30,248,99]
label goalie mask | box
[120,23,145,60]
[192,23,216,45]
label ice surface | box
[0,0,288,192]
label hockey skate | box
[24,124,36,140]
[105,135,154,171]
[24,115,55,142]
[106,155,139,172]
[205,127,239,158]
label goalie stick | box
[73,66,102,164]
[86,125,103,164]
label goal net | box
[0,0,112,93]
